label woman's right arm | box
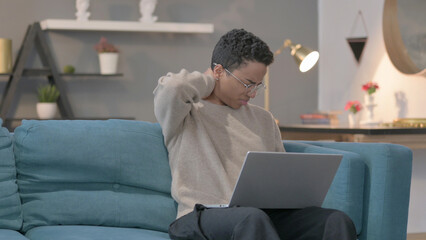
[153,69,215,144]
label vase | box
[0,38,12,74]
[348,113,360,127]
[364,94,375,105]
[361,94,380,126]
[36,102,57,119]
[98,53,118,74]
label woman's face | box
[209,61,267,109]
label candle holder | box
[361,94,381,126]
[0,38,12,74]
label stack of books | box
[300,112,340,125]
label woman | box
[154,28,357,240]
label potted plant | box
[94,37,119,74]
[361,82,380,125]
[37,84,60,119]
[345,100,362,127]
[362,81,379,105]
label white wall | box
[319,0,425,122]
[319,0,426,233]
[0,0,318,125]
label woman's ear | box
[213,64,223,80]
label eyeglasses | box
[213,63,265,95]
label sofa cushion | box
[25,225,171,240]
[0,119,22,230]
[283,141,365,234]
[0,230,29,240]
[14,120,176,233]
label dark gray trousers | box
[169,205,357,240]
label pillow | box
[0,118,23,230]
[14,119,176,233]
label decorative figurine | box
[139,0,158,23]
[76,0,91,21]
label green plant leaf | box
[37,85,60,103]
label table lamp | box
[264,39,319,111]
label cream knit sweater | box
[153,69,285,219]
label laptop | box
[204,151,342,209]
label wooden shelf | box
[0,69,123,78]
[280,124,426,149]
[6,117,135,121]
[40,19,214,34]
[0,22,131,129]
[407,232,426,240]
[60,73,123,77]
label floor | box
[408,233,426,240]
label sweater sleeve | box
[153,69,215,144]
[272,116,286,152]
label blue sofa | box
[0,119,412,240]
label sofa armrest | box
[285,140,412,240]
[283,141,365,234]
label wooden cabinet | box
[280,124,426,149]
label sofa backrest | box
[14,120,176,233]
[0,119,22,230]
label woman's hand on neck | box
[204,67,214,77]
[203,67,222,105]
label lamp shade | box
[264,39,319,112]
[290,44,320,72]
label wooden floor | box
[408,233,426,240]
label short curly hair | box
[211,29,273,71]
